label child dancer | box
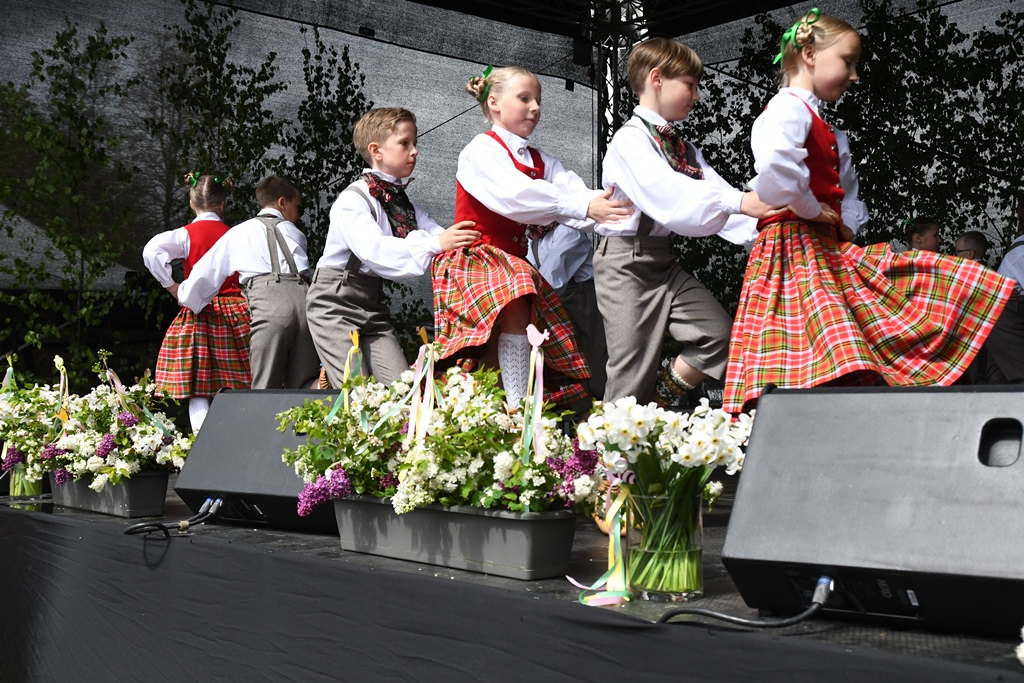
[308,107,480,388]
[595,37,778,408]
[142,173,251,432]
[178,175,321,390]
[433,65,631,408]
[722,9,1015,413]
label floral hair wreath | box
[773,7,821,64]
[469,64,493,103]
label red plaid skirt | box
[155,294,252,398]
[432,244,590,406]
[723,220,1013,413]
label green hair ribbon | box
[472,64,493,103]
[774,8,821,65]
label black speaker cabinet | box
[722,385,1024,637]
[175,389,340,534]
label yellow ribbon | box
[570,485,632,606]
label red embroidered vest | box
[454,131,545,259]
[758,96,844,230]
[185,220,241,295]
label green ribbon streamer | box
[774,8,821,64]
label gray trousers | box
[558,277,608,402]
[244,273,321,389]
[593,235,732,403]
[970,292,1024,384]
[306,267,410,388]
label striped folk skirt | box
[723,220,1014,414]
[155,294,252,398]
[432,244,590,407]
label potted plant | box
[278,348,601,579]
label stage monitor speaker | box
[721,385,1024,637]
[175,389,340,534]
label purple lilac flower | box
[297,468,353,517]
[53,468,72,485]
[39,444,68,461]
[161,435,174,445]
[117,411,140,428]
[96,433,116,459]
[380,473,399,490]
[2,446,26,471]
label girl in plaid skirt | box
[723,10,1014,414]
[143,173,251,431]
[432,66,631,408]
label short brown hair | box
[255,175,300,210]
[626,38,703,96]
[353,108,417,165]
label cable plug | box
[812,575,834,605]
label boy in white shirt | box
[177,175,320,390]
[307,107,479,387]
[595,37,778,407]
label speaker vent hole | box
[978,418,1022,467]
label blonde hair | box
[255,175,300,210]
[465,66,539,121]
[183,172,231,212]
[353,108,417,165]
[626,38,703,96]
[777,11,858,86]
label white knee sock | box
[188,397,211,433]
[497,333,531,409]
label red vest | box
[454,131,545,259]
[184,220,241,295]
[758,96,844,230]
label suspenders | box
[254,215,303,282]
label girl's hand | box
[439,221,481,251]
[587,190,633,224]
[739,192,786,220]
[167,283,180,300]
[812,202,840,225]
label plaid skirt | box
[432,244,590,406]
[723,220,1013,413]
[155,294,252,399]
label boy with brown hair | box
[593,37,778,407]
[307,107,479,387]
[178,174,320,390]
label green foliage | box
[0,19,138,385]
[282,26,373,264]
[143,0,286,226]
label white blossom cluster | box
[577,396,753,477]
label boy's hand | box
[739,192,786,220]
[587,190,633,224]
[811,202,840,226]
[167,283,180,301]
[439,221,481,251]
[838,223,855,242]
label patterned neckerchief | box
[363,173,418,238]
[643,121,704,180]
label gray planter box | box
[333,495,577,580]
[49,470,169,518]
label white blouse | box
[597,106,756,245]
[750,87,869,232]
[142,212,222,288]
[456,125,599,232]
[528,225,594,293]
[177,208,310,313]
[319,169,444,280]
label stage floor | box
[2,475,1022,682]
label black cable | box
[656,575,834,627]
[123,497,223,537]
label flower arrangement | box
[278,348,601,518]
[0,364,62,496]
[0,353,193,493]
[576,396,753,600]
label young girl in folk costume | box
[143,173,251,431]
[722,9,1015,414]
[432,66,631,408]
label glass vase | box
[625,489,703,601]
[8,462,44,511]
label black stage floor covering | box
[2,477,1022,683]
